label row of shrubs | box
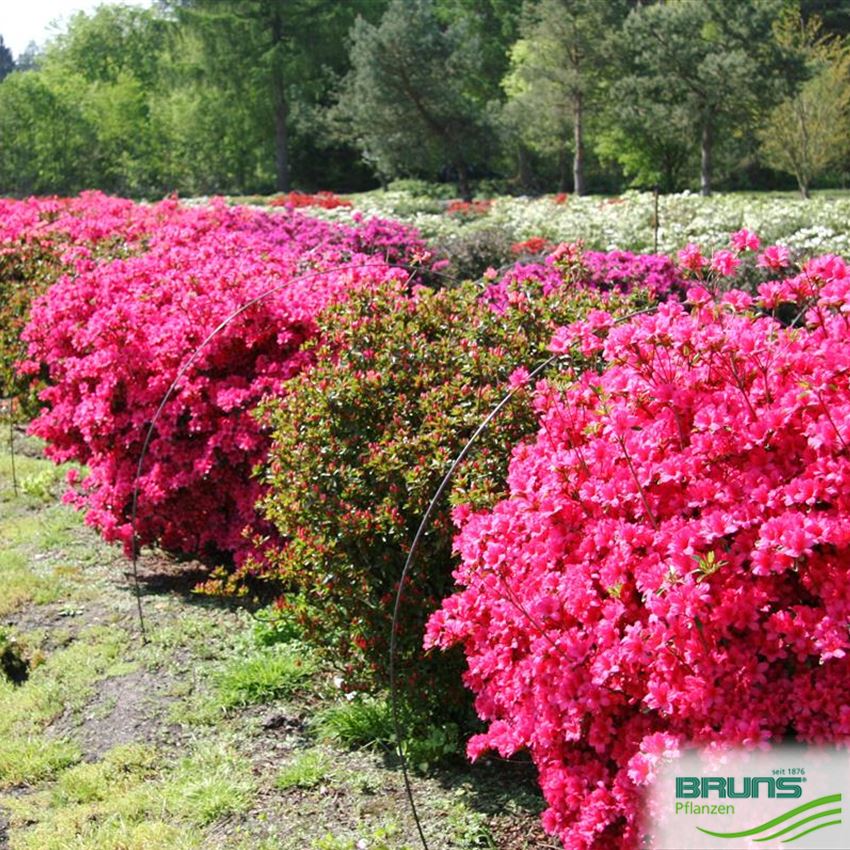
[6,195,850,849]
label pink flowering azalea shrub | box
[485,243,685,314]
[0,192,190,410]
[21,199,424,566]
[427,250,850,848]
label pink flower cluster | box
[485,245,684,314]
[0,191,186,258]
[678,229,792,280]
[20,196,424,565]
[427,249,850,848]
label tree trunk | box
[518,145,533,192]
[799,180,811,200]
[700,119,712,197]
[573,93,585,196]
[270,9,290,193]
[456,161,472,201]
[558,144,568,193]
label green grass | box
[0,736,81,786]
[0,549,64,615]
[159,741,255,825]
[53,744,157,805]
[0,441,544,849]
[311,821,408,850]
[2,740,254,849]
[213,644,316,710]
[313,697,394,749]
[276,748,331,791]
[0,625,131,787]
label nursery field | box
[3,189,850,850]
[269,187,850,257]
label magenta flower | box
[757,244,791,270]
[730,228,760,252]
[710,249,740,276]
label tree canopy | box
[0,0,845,197]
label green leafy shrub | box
[256,273,651,717]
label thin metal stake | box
[653,184,660,254]
[8,399,18,498]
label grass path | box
[0,434,550,850]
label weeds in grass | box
[0,736,81,786]
[443,800,497,849]
[20,467,62,502]
[312,821,407,850]
[53,744,157,805]
[3,740,254,848]
[314,697,460,771]
[0,624,130,787]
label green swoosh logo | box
[697,794,842,839]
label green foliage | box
[0,0,848,194]
[607,0,801,193]
[431,226,517,281]
[251,599,308,647]
[502,0,630,193]
[0,236,69,413]
[0,71,95,195]
[258,276,648,716]
[0,35,14,81]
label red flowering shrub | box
[445,199,492,218]
[21,200,424,566]
[257,276,651,710]
[511,236,552,256]
[269,191,352,210]
[427,251,850,848]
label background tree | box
[338,0,495,198]
[172,0,383,192]
[615,0,795,195]
[760,20,850,198]
[0,72,94,195]
[14,42,41,73]
[0,37,14,81]
[501,0,629,195]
